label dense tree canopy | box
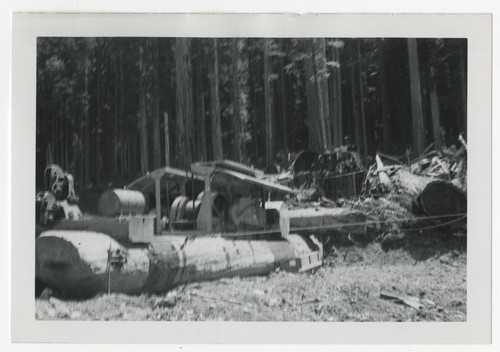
[36,37,467,191]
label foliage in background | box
[36,38,467,191]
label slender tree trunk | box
[175,38,196,168]
[83,47,91,186]
[356,41,368,163]
[113,56,119,176]
[376,39,391,152]
[305,54,321,153]
[164,112,170,165]
[280,53,289,153]
[310,39,330,151]
[349,50,362,157]
[199,91,207,161]
[458,40,467,136]
[248,48,259,163]
[263,40,275,165]
[64,108,69,171]
[96,55,102,187]
[193,52,206,161]
[118,48,125,178]
[407,38,426,154]
[79,91,84,193]
[319,39,332,150]
[357,45,367,158]
[151,40,162,169]
[57,100,62,166]
[208,39,223,161]
[231,39,243,162]
[329,40,343,148]
[239,40,249,161]
[430,84,443,150]
[138,44,149,174]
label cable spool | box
[170,196,190,221]
[170,196,202,230]
[184,199,202,220]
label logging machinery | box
[36,165,83,228]
[36,160,365,296]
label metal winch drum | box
[169,195,202,229]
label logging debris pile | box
[270,142,467,251]
[312,146,363,175]
[265,147,364,202]
[351,146,466,246]
[409,144,467,191]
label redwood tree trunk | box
[113,54,119,176]
[305,58,320,153]
[95,51,102,187]
[458,40,467,136]
[263,39,275,165]
[329,40,343,148]
[376,39,391,152]
[310,39,330,151]
[118,47,125,178]
[208,39,223,161]
[231,39,242,161]
[349,46,362,158]
[279,47,289,153]
[407,38,425,154]
[305,39,330,153]
[356,41,368,163]
[193,53,206,161]
[163,112,170,166]
[83,45,91,186]
[151,40,162,169]
[138,44,149,174]
[430,84,443,150]
[175,38,195,169]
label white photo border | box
[11,13,492,344]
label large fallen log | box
[391,169,466,217]
[36,230,322,297]
[414,181,467,218]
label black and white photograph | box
[34,34,469,322]
[9,12,492,345]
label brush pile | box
[356,140,467,249]
[270,137,468,251]
[268,147,364,202]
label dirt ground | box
[35,241,466,322]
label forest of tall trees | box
[36,37,467,192]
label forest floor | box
[35,240,467,322]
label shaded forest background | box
[36,37,467,192]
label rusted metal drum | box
[97,189,147,216]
